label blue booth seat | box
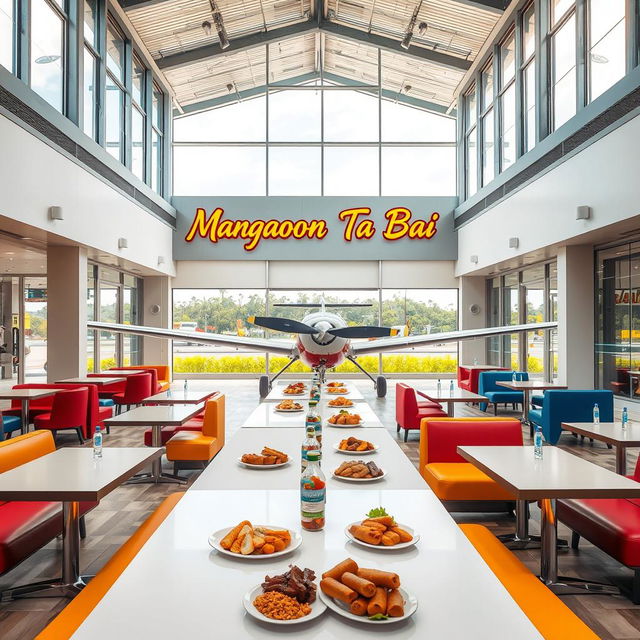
[478,371,529,414]
[531,394,544,408]
[98,398,115,408]
[1,414,22,440]
[528,390,614,445]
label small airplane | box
[89,299,557,398]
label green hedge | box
[172,354,459,374]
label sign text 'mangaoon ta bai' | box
[184,207,440,252]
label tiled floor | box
[0,378,639,639]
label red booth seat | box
[109,365,171,393]
[4,384,112,439]
[457,365,508,394]
[395,383,447,442]
[557,455,640,602]
[0,431,97,577]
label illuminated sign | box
[173,196,457,261]
[184,207,440,252]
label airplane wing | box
[88,321,296,356]
[351,321,558,356]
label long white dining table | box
[69,489,543,639]
[264,380,365,401]
[242,400,385,429]
[190,427,425,491]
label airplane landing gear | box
[259,375,271,398]
[376,375,387,398]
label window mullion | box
[67,0,81,125]
[123,35,132,169]
[515,10,524,159]
[17,0,30,83]
[535,0,549,141]
[492,45,500,179]
[576,0,587,109]
[625,0,639,71]
[96,0,106,147]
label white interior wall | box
[173,260,458,290]
[0,114,175,276]
[455,113,640,277]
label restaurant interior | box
[1,0,640,638]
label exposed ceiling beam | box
[449,0,510,11]
[119,0,174,9]
[158,20,471,72]
[156,21,313,70]
[174,71,455,117]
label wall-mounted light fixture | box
[118,237,128,249]
[470,255,479,264]
[576,205,592,220]
[508,237,519,249]
[158,256,165,266]
[48,206,63,220]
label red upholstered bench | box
[0,431,97,579]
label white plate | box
[237,458,290,469]
[319,586,418,624]
[332,470,386,483]
[333,442,378,454]
[243,583,326,625]
[326,420,363,428]
[326,390,350,395]
[345,522,419,550]
[327,401,354,408]
[208,525,302,559]
[274,407,305,413]
[282,391,306,396]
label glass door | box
[98,281,121,371]
[23,277,47,382]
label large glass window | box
[151,83,164,193]
[0,0,13,71]
[131,55,147,182]
[588,0,625,101]
[105,75,124,161]
[480,61,495,186]
[551,10,577,130]
[172,39,456,197]
[596,243,640,401]
[521,3,536,153]
[83,47,97,139]
[464,85,478,197]
[30,0,65,112]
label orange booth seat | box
[35,491,184,640]
[110,365,171,393]
[460,524,599,639]
[165,394,225,473]
[420,418,522,507]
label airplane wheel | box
[376,376,387,398]
[259,375,271,398]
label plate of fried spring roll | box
[318,558,418,624]
[209,521,302,559]
[345,515,418,550]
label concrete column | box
[459,276,486,365]
[47,245,87,382]
[142,276,171,369]
[557,245,594,388]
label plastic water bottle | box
[449,379,454,392]
[184,378,188,391]
[473,357,478,366]
[534,424,543,459]
[622,407,629,429]
[301,450,325,531]
[306,400,322,447]
[93,426,103,459]
[593,403,600,425]
[512,371,517,383]
[301,426,320,472]
[437,379,442,393]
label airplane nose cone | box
[313,321,333,332]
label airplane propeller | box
[327,326,399,339]
[247,316,318,334]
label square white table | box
[241,400,384,429]
[417,386,488,417]
[190,427,424,491]
[104,405,204,484]
[495,380,567,426]
[562,421,640,474]
[142,389,218,405]
[0,447,161,600]
[264,380,364,402]
[56,376,126,386]
[0,388,59,435]
[458,445,640,595]
[70,490,543,639]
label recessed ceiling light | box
[21,236,32,240]
[6,252,15,255]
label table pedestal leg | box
[615,446,627,475]
[1,501,92,601]
[21,399,30,435]
[538,497,619,596]
[127,425,186,486]
[498,500,567,550]
[447,401,454,417]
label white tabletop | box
[561,422,640,446]
[0,447,162,502]
[418,387,488,403]
[104,404,203,427]
[55,376,126,386]
[458,446,640,499]
[495,381,567,391]
[70,489,542,640]
[191,428,424,491]
[264,380,365,402]
[0,388,59,400]
[143,389,218,405]
[241,401,385,429]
